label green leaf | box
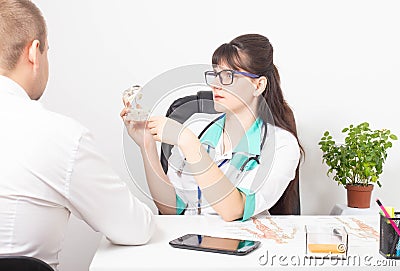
[319,122,395,187]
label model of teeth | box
[123,85,143,105]
[122,85,149,121]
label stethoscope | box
[177,114,268,215]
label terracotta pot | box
[345,184,374,208]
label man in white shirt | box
[0,0,154,269]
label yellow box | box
[305,225,348,258]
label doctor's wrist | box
[178,130,202,161]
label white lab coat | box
[167,113,300,220]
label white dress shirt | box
[0,75,154,270]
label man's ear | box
[28,40,41,68]
[253,76,268,97]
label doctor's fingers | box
[149,127,159,135]
[146,120,156,129]
[146,118,163,129]
[120,109,131,126]
[120,107,130,118]
[149,128,162,142]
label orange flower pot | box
[345,184,374,208]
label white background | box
[32,0,400,270]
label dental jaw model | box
[123,85,149,121]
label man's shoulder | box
[32,102,90,137]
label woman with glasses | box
[121,34,302,221]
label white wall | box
[33,1,400,270]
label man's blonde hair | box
[0,0,47,71]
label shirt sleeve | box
[65,131,155,245]
[237,128,300,220]
[236,187,256,221]
[166,145,189,214]
[176,194,186,215]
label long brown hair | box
[212,33,304,157]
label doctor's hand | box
[147,116,197,147]
[120,106,155,149]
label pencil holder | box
[379,212,400,259]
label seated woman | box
[121,34,302,221]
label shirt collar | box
[199,114,225,148]
[235,117,263,155]
[0,75,31,100]
[199,114,263,156]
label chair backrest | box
[160,91,217,173]
[160,90,300,215]
[0,256,53,271]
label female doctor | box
[121,34,302,222]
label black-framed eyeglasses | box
[204,69,260,86]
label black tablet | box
[169,234,261,256]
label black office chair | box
[160,90,217,173]
[0,256,53,271]
[159,90,301,215]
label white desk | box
[330,203,380,215]
[90,215,398,271]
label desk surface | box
[330,203,380,215]
[90,215,398,271]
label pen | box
[197,186,201,215]
[397,213,400,257]
[375,199,400,237]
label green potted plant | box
[319,122,397,208]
